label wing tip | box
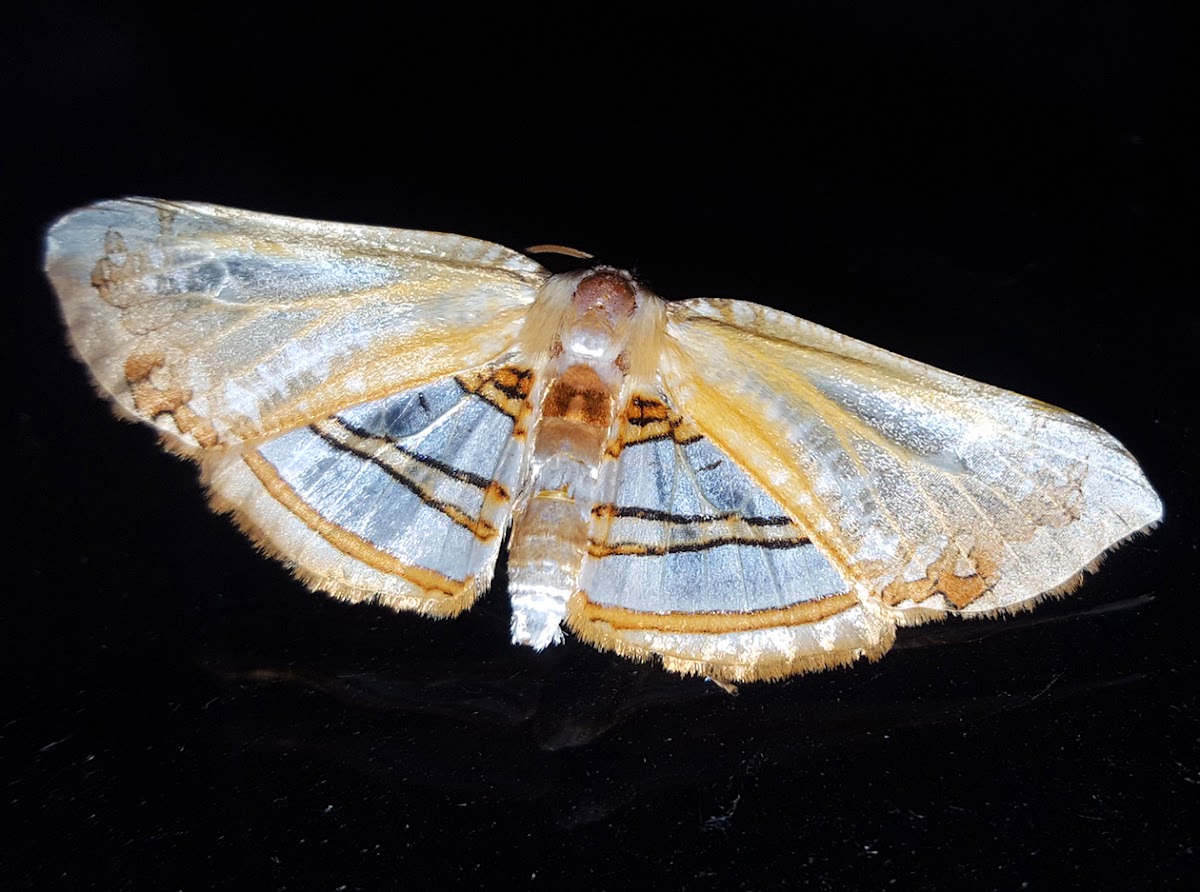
[888,518,1162,626]
[216,494,488,619]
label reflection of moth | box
[46,199,1162,682]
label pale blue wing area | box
[583,399,849,615]
[253,372,526,589]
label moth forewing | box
[45,198,548,454]
[660,297,1162,624]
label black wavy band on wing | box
[595,504,796,527]
[310,417,502,540]
[589,502,812,557]
[329,415,500,494]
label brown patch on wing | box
[91,224,217,448]
[123,350,220,448]
[881,547,1001,609]
[89,229,143,308]
[607,394,702,457]
[1021,463,1087,528]
[89,226,190,338]
[456,366,533,427]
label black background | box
[6,4,1197,889]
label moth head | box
[559,267,638,362]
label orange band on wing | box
[575,590,859,634]
[243,451,473,602]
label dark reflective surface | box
[7,4,1194,888]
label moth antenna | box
[525,244,594,259]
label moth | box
[45,198,1162,682]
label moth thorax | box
[558,269,637,367]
